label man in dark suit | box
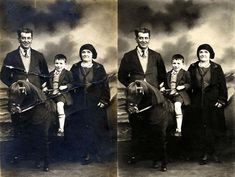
[118,27,167,170]
[0,28,50,166]
[0,27,49,89]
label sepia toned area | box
[117,0,235,176]
[0,0,117,177]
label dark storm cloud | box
[118,37,130,57]
[220,47,235,66]
[119,0,201,34]
[221,47,235,61]
[103,47,117,62]
[40,35,78,70]
[158,36,194,69]
[0,0,83,33]
[0,40,13,65]
[0,40,13,54]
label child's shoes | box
[174,129,182,137]
[57,129,64,137]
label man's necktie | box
[24,49,27,57]
[141,50,145,57]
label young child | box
[160,54,191,137]
[47,54,73,136]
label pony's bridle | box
[9,85,39,114]
[127,82,152,114]
[128,102,152,114]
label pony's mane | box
[135,80,165,105]
[9,80,46,104]
[137,80,174,113]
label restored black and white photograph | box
[117,0,235,176]
[0,0,117,176]
[0,0,235,177]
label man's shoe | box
[127,156,136,164]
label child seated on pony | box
[43,54,73,136]
[160,54,191,137]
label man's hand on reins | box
[128,103,139,114]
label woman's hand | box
[42,86,48,93]
[97,102,105,108]
[128,106,139,114]
[59,85,68,90]
[159,82,165,92]
[176,85,185,91]
[215,102,223,108]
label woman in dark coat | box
[70,44,111,164]
[188,44,228,165]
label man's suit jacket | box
[49,69,73,105]
[0,47,49,89]
[165,69,191,105]
[118,48,166,88]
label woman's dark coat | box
[69,61,111,158]
[188,61,228,132]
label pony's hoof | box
[34,162,41,169]
[199,158,208,165]
[152,161,160,169]
[81,159,92,165]
[199,159,207,165]
[10,156,19,164]
[199,154,208,165]
[212,155,222,163]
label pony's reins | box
[6,65,109,114]
[137,105,152,113]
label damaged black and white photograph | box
[0,0,235,177]
[0,0,117,176]
[117,0,235,177]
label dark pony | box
[126,80,174,170]
[8,80,56,171]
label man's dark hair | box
[54,54,67,63]
[17,28,33,38]
[134,27,151,38]
[172,54,184,63]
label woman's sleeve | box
[99,65,110,105]
[184,71,191,90]
[66,70,74,90]
[217,65,228,105]
[70,65,78,87]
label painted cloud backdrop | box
[0,0,117,82]
[118,0,235,72]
